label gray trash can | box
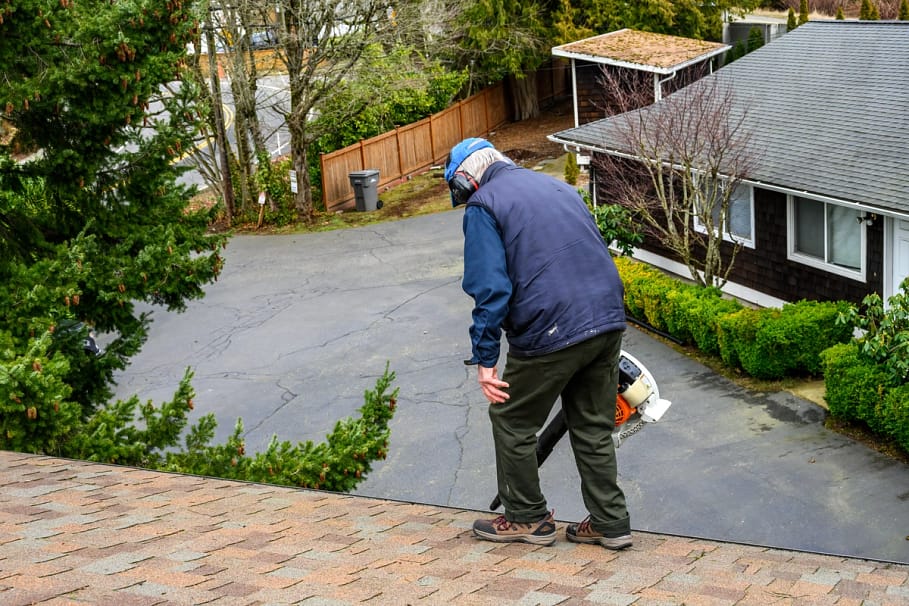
[348,169,380,212]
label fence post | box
[320,151,327,208]
[395,126,403,179]
[480,89,488,134]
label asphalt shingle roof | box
[551,21,909,215]
[2,451,908,604]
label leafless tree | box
[593,67,760,288]
[186,0,457,224]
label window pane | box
[828,205,861,269]
[795,197,824,259]
[727,185,751,239]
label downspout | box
[653,70,677,102]
[571,57,579,127]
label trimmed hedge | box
[716,300,853,379]
[612,256,905,454]
[614,257,849,380]
[821,343,909,453]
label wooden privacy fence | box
[320,83,508,212]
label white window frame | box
[786,194,866,281]
[692,180,755,249]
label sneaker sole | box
[566,534,633,550]
[473,528,556,546]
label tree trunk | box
[510,71,540,121]
[291,138,313,223]
[205,19,235,219]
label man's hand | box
[478,365,509,403]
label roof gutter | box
[547,134,909,221]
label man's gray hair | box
[459,147,513,182]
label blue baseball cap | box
[444,137,494,182]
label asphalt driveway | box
[113,209,909,564]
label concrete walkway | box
[2,451,907,605]
[104,210,909,565]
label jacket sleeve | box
[461,205,512,367]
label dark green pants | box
[488,330,630,536]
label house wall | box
[742,189,884,304]
[593,157,885,306]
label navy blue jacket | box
[461,162,626,366]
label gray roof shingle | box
[550,21,909,215]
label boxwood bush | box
[612,256,906,454]
[717,300,853,379]
[821,343,908,453]
[614,257,850,380]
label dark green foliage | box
[682,289,744,355]
[0,0,398,491]
[788,7,798,29]
[860,0,879,19]
[821,343,890,429]
[726,40,747,63]
[717,300,853,380]
[589,198,644,258]
[836,6,845,19]
[822,281,909,454]
[837,278,909,385]
[901,0,909,20]
[614,258,851,381]
[881,385,909,451]
[799,0,810,24]
[164,365,398,491]
[747,27,765,52]
[611,251,904,452]
[821,343,908,453]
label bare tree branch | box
[593,67,760,287]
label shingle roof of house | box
[3,451,909,604]
[550,21,909,216]
[552,28,729,73]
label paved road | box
[114,210,909,564]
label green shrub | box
[686,289,743,355]
[614,259,677,332]
[882,385,909,452]
[837,278,909,386]
[663,287,698,344]
[718,301,852,380]
[821,343,890,431]
[616,257,742,350]
[589,198,643,258]
[614,256,664,321]
[717,307,757,370]
[564,152,579,185]
[825,279,909,454]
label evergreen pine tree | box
[901,0,909,20]
[799,0,809,25]
[788,8,798,30]
[0,0,398,488]
[836,7,845,19]
[728,40,746,63]
[747,27,765,53]
[860,0,873,19]
[564,152,579,186]
[870,1,880,19]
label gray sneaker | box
[473,511,557,545]
[566,516,632,550]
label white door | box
[891,219,909,300]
